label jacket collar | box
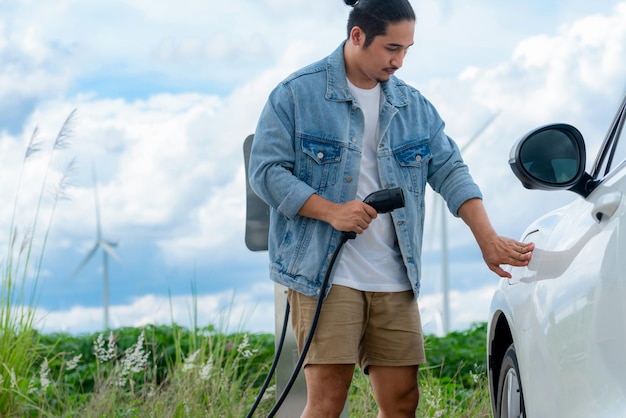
[325,41,410,108]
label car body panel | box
[489,94,626,417]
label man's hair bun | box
[344,0,359,6]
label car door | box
[520,96,626,417]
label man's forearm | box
[298,194,340,225]
[457,198,498,249]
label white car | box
[488,94,626,418]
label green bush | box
[423,322,488,388]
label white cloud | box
[34,281,276,335]
[32,282,495,337]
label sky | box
[1,0,625,337]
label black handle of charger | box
[363,187,405,213]
[343,187,405,240]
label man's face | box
[351,20,415,88]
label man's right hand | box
[298,194,378,234]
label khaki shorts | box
[288,285,426,373]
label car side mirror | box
[509,123,594,197]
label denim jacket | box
[249,42,482,299]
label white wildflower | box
[27,379,36,394]
[39,358,51,391]
[237,334,257,358]
[116,331,149,387]
[183,349,200,372]
[470,370,480,384]
[93,332,116,363]
[9,368,17,389]
[470,363,482,384]
[122,331,149,373]
[66,354,82,371]
[115,376,127,388]
[199,356,214,381]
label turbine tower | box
[69,166,122,330]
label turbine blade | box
[100,240,124,266]
[67,243,99,282]
[461,110,502,153]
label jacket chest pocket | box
[299,136,343,191]
[393,140,432,193]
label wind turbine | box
[434,110,501,335]
[69,166,122,330]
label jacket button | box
[346,177,353,183]
[317,152,324,159]
[351,137,357,143]
[415,155,422,162]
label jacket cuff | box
[277,182,316,220]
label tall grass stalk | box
[0,112,76,415]
[25,109,76,306]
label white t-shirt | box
[331,79,410,292]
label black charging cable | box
[265,231,354,418]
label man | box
[249,0,534,416]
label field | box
[0,321,492,417]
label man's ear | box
[349,26,366,47]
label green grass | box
[0,113,493,417]
[0,323,492,417]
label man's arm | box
[298,194,378,235]
[458,198,534,278]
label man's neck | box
[343,42,378,89]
